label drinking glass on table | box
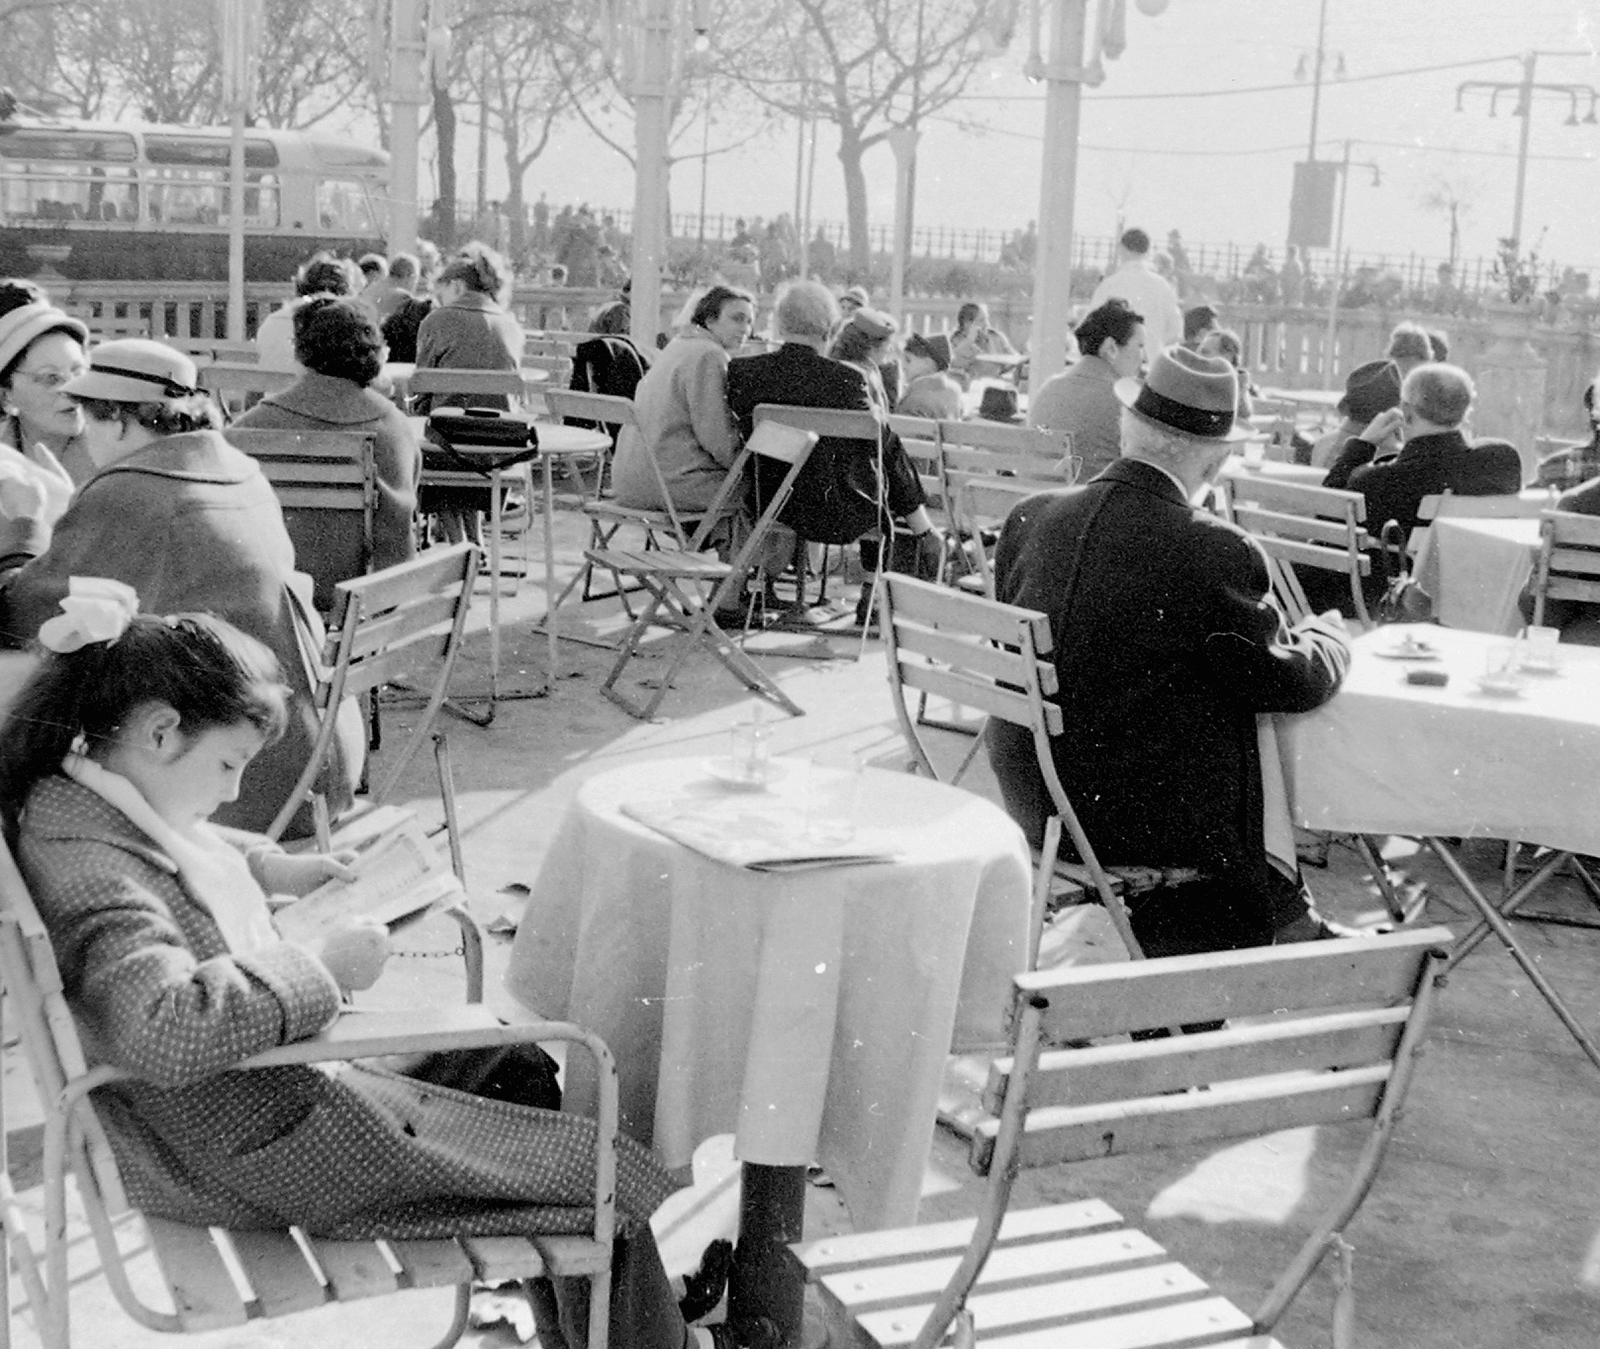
[802,754,865,844]
[1520,624,1561,672]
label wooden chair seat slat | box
[819,1228,1167,1315]
[388,1239,478,1289]
[304,1237,399,1300]
[958,1296,1256,1349]
[856,1262,1210,1348]
[585,548,731,580]
[792,1199,1123,1276]
[533,1235,612,1277]
[461,1236,548,1281]
[144,1220,251,1331]
[225,1229,329,1316]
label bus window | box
[147,167,279,227]
[316,178,375,234]
[0,161,138,223]
[0,127,140,224]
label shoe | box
[707,1316,780,1349]
[1274,911,1382,943]
[678,1238,733,1324]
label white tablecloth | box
[1414,516,1542,635]
[1282,624,1600,854]
[504,757,1033,1230]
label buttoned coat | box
[987,459,1343,903]
[18,775,676,1239]
[724,342,925,545]
[412,292,525,414]
[233,371,421,605]
[0,430,348,836]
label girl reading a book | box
[0,584,742,1349]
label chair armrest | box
[238,1005,592,1067]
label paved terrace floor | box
[5,507,1600,1349]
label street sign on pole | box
[1287,160,1338,250]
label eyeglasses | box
[16,368,87,389]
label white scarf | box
[61,756,280,956]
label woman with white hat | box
[0,279,93,521]
[0,338,358,839]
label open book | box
[273,819,463,945]
[621,796,897,873]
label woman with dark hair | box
[232,296,420,605]
[0,278,93,497]
[569,298,649,415]
[256,252,360,372]
[0,339,357,839]
[611,284,751,520]
[827,308,899,410]
[412,243,526,542]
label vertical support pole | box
[1322,140,1351,388]
[1510,50,1537,250]
[389,0,424,255]
[1027,0,1089,401]
[220,0,256,343]
[888,126,919,325]
[629,0,675,353]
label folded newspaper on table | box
[273,819,463,945]
[621,796,896,873]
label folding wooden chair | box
[946,476,1037,600]
[881,574,1146,963]
[539,389,655,615]
[267,546,479,910]
[936,418,1081,495]
[792,927,1453,1349]
[886,414,945,512]
[586,405,821,720]
[0,834,620,1349]
[198,362,297,419]
[409,367,539,602]
[1221,476,1373,626]
[226,428,377,613]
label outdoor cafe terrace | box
[4,422,1600,1349]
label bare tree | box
[254,0,374,129]
[1419,170,1481,273]
[734,0,996,274]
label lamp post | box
[218,0,259,342]
[1456,50,1597,251]
[386,0,426,257]
[1321,139,1381,382]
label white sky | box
[429,0,1600,271]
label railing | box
[49,280,1597,441]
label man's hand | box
[257,850,357,898]
[1363,407,1405,451]
[1293,609,1352,680]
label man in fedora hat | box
[987,346,1354,958]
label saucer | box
[1474,677,1524,698]
[1374,642,1439,661]
[702,757,787,791]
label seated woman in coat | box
[610,284,752,548]
[0,603,742,1349]
[232,296,421,609]
[0,339,357,839]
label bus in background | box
[0,113,388,282]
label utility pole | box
[1026,0,1089,398]
[388,0,425,255]
[1321,139,1380,381]
[627,0,675,352]
[1306,0,1328,162]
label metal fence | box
[449,197,1594,300]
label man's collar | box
[1107,455,1192,503]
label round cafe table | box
[504,755,1032,1342]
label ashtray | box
[1374,638,1438,660]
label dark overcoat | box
[988,459,1343,901]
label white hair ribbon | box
[37,576,140,654]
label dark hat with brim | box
[977,383,1025,424]
[1338,359,1403,426]
[1113,344,1248,441]
[904,332,948,372]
